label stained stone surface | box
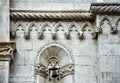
[0,0,9,42]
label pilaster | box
[0,0,10,42]
[0,42,16,83]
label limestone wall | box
[9,21,98,83]
[0,1,119,83]
[9,13,120,83]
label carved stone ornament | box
[60,64,74,79]
[35,63,74,79]
[10,9,95,21]
[91,3,120,14]
[0,42,16,61]
[35,63,48,78]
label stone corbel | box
[92,32,98,40]
[52,32,57,40]
[24,31,30,39]
[95,27,102,34]
[10,31,16,39]
[0,42,16,62]
[92,28,100,40]
[78,32,84,40]
[38,31,43,39]
[65,32,70,39]
[111,26,117,34]
[60,64,74,79]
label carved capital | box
[0,42,16,61]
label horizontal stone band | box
[91,3,120,14]
[10,9,95,21]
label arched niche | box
[81,22,94,40]
[15,22,25,39]
[99,16,113,34]
[35,44,74,83]
[68,23,79,40]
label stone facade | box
[0,0,120,83]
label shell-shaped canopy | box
[39,45,72,67]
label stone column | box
[0,42,15,83]
[0,0,10,42]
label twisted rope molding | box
[91,3,120,14]
[10,9,95,21]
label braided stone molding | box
[10,9,95,21]
[0,42,16,61]
[90,3,120,14]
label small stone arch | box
[80,22,94,39]
[40,21,53,32]
[99,16,113,27]
[15,21,26,31]
[67,22,79,32]
[13,21,26,39]
[53,22,66,32]
[26,21,39,32]
[81,22,93,32]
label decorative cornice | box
[90,3,120,14]
[0,42,16,61]
[10,9,95,21]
